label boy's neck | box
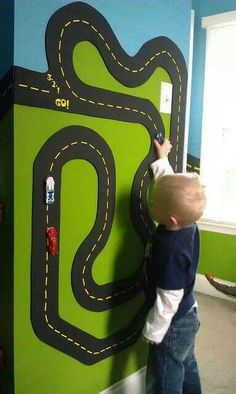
[166,223,182,231]
[166,216,193,231]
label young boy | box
[143,138,206,394]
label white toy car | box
[45,176,55,204]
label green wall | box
[199,231,236,282]
[13,57,171,393]
[14,105,147,393]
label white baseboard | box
[194,273,236,302]
[99,367,146,394]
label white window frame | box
[198,11,236,235]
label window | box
[200,12,236,233]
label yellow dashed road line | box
[58,18,182,170]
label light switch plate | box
[160,81,173,114]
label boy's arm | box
[142,287,183,344]
[151,157,174,179]
[151,139,174,179]
[143,138,182,344]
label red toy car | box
[46,227,59,255]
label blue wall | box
[188,0,236,158]
[7,1,236,158]
[14,0,192,72]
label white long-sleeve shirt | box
[142,157,184,344]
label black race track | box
[5,2,188,364]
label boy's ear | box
[170,215,179,227]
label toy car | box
[45,176,55,204]
[155,132,164,145]
[46,226,59,255]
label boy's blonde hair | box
[149,173,206,227]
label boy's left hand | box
[142,335,158,345]
[153,138,172,159]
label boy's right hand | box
[154,138,172,159]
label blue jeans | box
[146,308,201,394]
